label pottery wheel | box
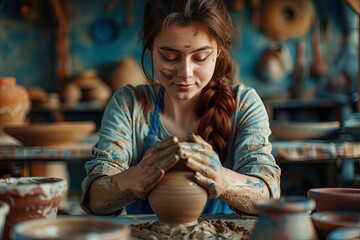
[131,219,251,240]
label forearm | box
[88,167,144,215]
[219,168,270,215]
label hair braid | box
[197,78,236,162]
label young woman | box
[81,0,281,216]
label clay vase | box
[148,170,208,226]
[109,57,148,91]
[0,201,10,239]
[251,196,318,240]
[0,177,68,240]
[0,77,30,136]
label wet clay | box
[131,219,251,240]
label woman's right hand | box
[131,136,181,198]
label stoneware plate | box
[3,121,96,146]
[307,188,360,212]
[270,120,340,140]
[12,216,130,240]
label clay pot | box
[311,212,360,240]
[148,170,208,226]
[251,196,318,240]
[0,177,68,240]
[307,188,360,212]
[0,77,30,136]
[109,57,148,91]
[12,216,131,240]
[0,201,10,239]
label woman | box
[81,0,281,216]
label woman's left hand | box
[178,133,224,199]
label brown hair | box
[138,0,236,161]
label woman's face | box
[152,24,219,100]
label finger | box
[156,153,180,171]
[154,136,179,151]
[146,144,180,165]
[189,133,212,148]
[186,157,217,179]
[143,169,165,192]
[179,142,213,156]
[194,171,219,199]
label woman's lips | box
[175,84,192,91]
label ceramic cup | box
[0,177,67,240]
[251,196,318,240]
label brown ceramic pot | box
[0,77,30,136]
[0,177,68,240]
[148,170,208,226]
[307,188,360,212]
[0,201,10,239]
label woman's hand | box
[131,136,181,198]
[179,133,225,199]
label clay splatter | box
[159,69,172,80]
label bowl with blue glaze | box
[307,188,360,212]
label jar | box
[251,196,318,240]
[0,77,30,136]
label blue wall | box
[0,0,358,98]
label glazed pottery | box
[251,196,318,240]
[307,188,360,212]
[327,226,360,240]
[0,177,68,240]
[12,216,131,240]
[3,121,96,146]
[148,170,208,226]
[0,77,30,136]
[0,201,10,239]
[311,212,360,240]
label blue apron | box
[126,86,234,214]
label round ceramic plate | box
[13,216,130,240]
[270,120,340,140]
[3,121,96,146]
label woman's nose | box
[177,59,193,79]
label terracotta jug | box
[0,177,68,240]
[251,196,318,240]
[0,77,30,136]
[148,170,208,227]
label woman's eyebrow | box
[158,45,214,53]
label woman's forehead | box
[155,24,217,50]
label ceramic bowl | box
[270,120,340,140]
[307,188,360,212]
[311,212,360,240]
[327,226,360,240]
[344,118,360,141]
[3,121,96,146]
[0,201,10,240]
[12,216,131,240]
[0,177,68,240]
